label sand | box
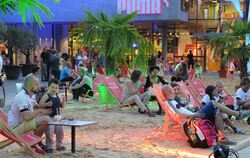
[0,77,249,158]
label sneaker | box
[234,127,245,135]
[56,146,66,151]
[236,111,250,120]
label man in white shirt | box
[234,77,250,110]
[8,74,52,139]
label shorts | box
[14,119,36,135]
[199,101,218,123]
[230,71,234,74]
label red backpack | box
[183,119,218,148]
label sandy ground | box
[0,77,249,158]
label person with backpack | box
[162,85,250,145]
[201,85,245,135]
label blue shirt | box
[60,67,70,80]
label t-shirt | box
[234,88,250,110]
[49,55,60,70]
[60,67,71,80]
[229,62,235,71]
[166,99,194,115]
[8,89,38,128]
[201,94,211,105]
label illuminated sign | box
[117,0,169,15]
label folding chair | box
[188,79,206,99]
[152,84,185,133]
[188,69,195,81]
[177,81,201,108]
[99,75,124,109]
[0,110,43,156]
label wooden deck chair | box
[221,88,234,105]
[177,81,201,108]
[99,75,124,109]
[0,110,43,156]
[188,79,206,99]
[152,84,185,133]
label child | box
[40,78,67,153]
[195,62,202,79]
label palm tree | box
[209,21,250,79]
[74,10,143,75]
[0,0,59,25]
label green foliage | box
[0,0,59,26]
[74,10,151,75]
[0,23,38,64]
[208,21,250,78]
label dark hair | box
[205,85,216,100]
[32,66,40,74]
[241,77,250,86]
[171,83,179,88]
[149,66,160,73]
[48,78,60,86]
[130,70,141,83]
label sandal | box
[218,137,237,145]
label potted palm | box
[74,10,142,75]
[208,21,250,79]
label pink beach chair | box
[0,110,43,156]
[152,84,185,133]
[188,69,195,81]
[99,75,124,109]
[177,81,201,108]
[188,79,206,99]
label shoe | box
[32,145,46,154]
[56,146,66,151]
[236,111,250,120]
[38,142,46,150]
[45,148,54,153]
[234,127,245,135]
[218,137,237,145]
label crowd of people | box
[2,47,250,155]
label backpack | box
[183,119,218,148]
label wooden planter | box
[21,64,37,77]
[218,69,229,78]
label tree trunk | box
[24,50,31,64]
[105,55,116,75]
[8,47,14,65]
[239,59,248,79]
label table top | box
[49,119,97,127]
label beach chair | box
[152,84,185,133]
[16,83,23,93]
[188,69,195,81]
[177,81,201,108]
[188,79,206,99]
[99,75,124,109]
[0,110,43,156]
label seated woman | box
[162,85,250,145]
[121,70,155,117]
[201,85,245,135]
[144,66,168,114]
[69,67,93,101]
[171,62,189,82]
[60,62,74,83]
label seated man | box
[234,77,250,110]
[162,85,250,145]
[60,62,74,83]
[162,85,204,119]
[8,74,52,154]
